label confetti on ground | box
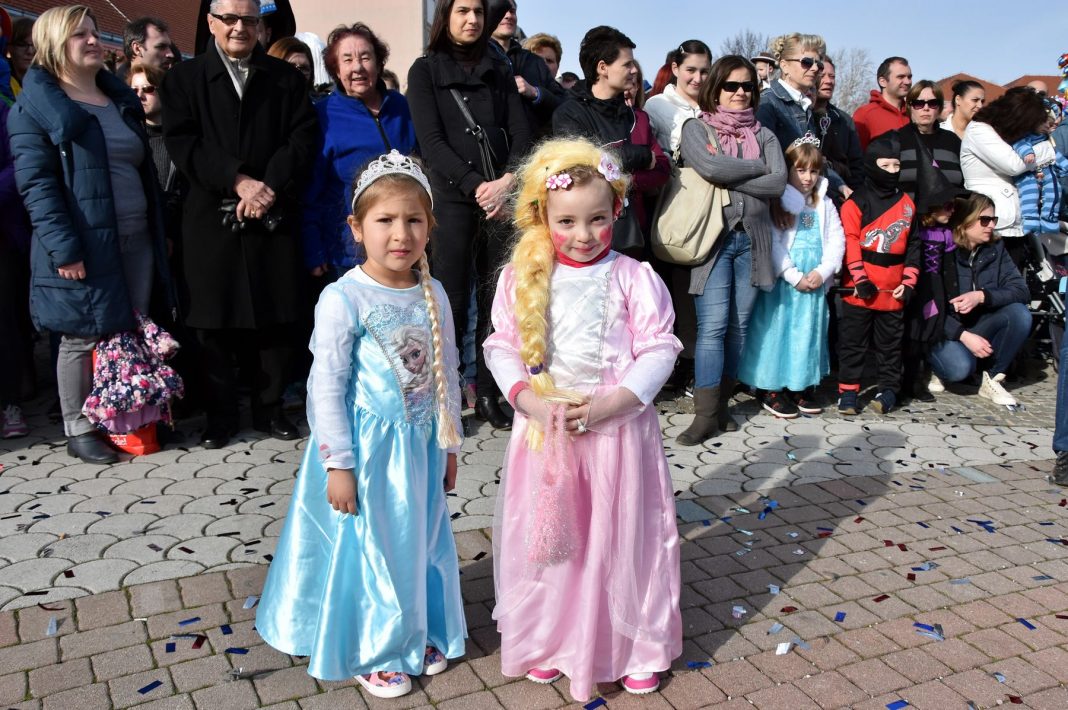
[178,546,194,554]
[780,606,798,614]
[1033,575,1054,581]
[950,578,971,585]
[912,562,939,572]
[767,584,780,595]
[584,699,606,710]
[929,546,947,551]
[907,573,917,581]
[473,551,487,560]
[1017,618,1037,630]
[914,622,945,641]
[1008,696,1023,704]
[45,616,57,637]
[243,596,259,609]
[834,611,846,622]
[873,594,890,603]
[165,642,175,653]
[191,635,207,650]
[775,641,792,655]
[685,660,712,669]
[731,605,747,619]
[768,622,784,635]
[138,681,163,695]
[854,516,865,523]
[177,617,201,627]
[993,672,1006,683]
[225,647,249,655]
[886,702,909,710]
[62,570,74,578]
[786,531,799,538]
[220,624,232,635]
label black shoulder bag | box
[450,88,497,181]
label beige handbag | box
[650,118,730,265]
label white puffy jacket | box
[771,178,845,293]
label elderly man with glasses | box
[161,0,318,449]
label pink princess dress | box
[483,251,683,701]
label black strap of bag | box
[450,88,497,181]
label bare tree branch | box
[718,29,770,60]
[830,47,875,114]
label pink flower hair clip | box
[545,172,573,190]
[598,153,621,182]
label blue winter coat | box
[8,65,171,337]
[301,86,417,271]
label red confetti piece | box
[1056,614,1068,620]
[780,606,798,614]
[817,531,833,538]
[897,543,908,552]
[1060,499,1067,507]
[873,594,890,603]
[929,546,947,551]
[1009,696,1023,704]
[884,540,894,547]
[854,516,865,523]
[191,634,207,650]
[907,573,916,581]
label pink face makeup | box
[551,231,569,248]
[597,226,613,248]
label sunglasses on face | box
[133,85,156,95]
[910,98,940,110]
[977,215,998,227]
[722,81,755,94]
[210,13,261,27]
[785,57,824,72]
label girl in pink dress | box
[484,138,683,702]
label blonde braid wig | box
[509,137,630,447]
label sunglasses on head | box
[910,98,941,110]
[722,81,755,94]
[977,215,998,227]
[210,13,261,27]
[785,56,824,72]
[133,85,156,95]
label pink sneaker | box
[355,671,411,698]
[1,405,28,439]
[424,645,447,675]
[525,667,562,683]
[621,673,660,694]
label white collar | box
[777,78,811,111]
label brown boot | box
[676,387,720,445]
[718,377,739,432]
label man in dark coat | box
[488,0,567,138]
[161,0,318,448]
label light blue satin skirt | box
[256,428,467,680]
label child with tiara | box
[739,134,845,417]
[256,152,467,699]
[484,137,683,701]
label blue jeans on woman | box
[1055,318,1068,453]
[694,230,758,388]
[926,302,1032,383]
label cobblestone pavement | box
[0,360,1061,707]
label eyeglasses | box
[210,13,261,27]
[910,98,941,110]
[133,85,156,95]
[784,57,824,72]
[977,215,998,227]
[722,81,755,94]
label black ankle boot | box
[253,406,300,441]
[474,396,512,430]
[200,417,238,449]
[67,431,118,464]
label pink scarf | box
[700,107,762,160]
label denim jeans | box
[694,230,757,388]
[927,302,1032,383]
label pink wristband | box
[508,382,531,408]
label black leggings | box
[429,199,512,398]
[837,303,904,393]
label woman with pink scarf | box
[675,55,787,445]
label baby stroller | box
[1021,228,1068,369]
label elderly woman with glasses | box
[674,55,787,445]
[892,80,964,204]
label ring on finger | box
[576,420,587,434]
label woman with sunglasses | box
[894,80,963,204]
[675,55,787,444]
[917,192,1030,406]
[756,33,849,200]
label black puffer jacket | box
[407,50,532,201]
[551,81,652,173]
[943,238,1029,341]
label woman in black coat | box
[9,6,172,463]
[407,0,532,428]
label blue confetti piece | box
[856,499,867,506]
[816,526,834,532]
[1039,521,1055,526]
[768,584,780,595]
[1033,575,1054,581]
[220,624,233,635]
[1017,618,1036,630]
[786,451,797,461]
[768,622,784,634]
[701,519,711,526]
[225,647,249,655]
[993,671,1006,683]
[949,578,971,585]
[719,516,732,523]
[138,680,163,695]
[165,642,175,653]
[243,596,258,609]
[686,660,712,669]
[917,521,930,528]
[914,623,934,632]
[177,617,201,627]
[584,699,607,710]
[834,611,846,622]
[886,701,909,710]
[951,526,964,533]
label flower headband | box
[352,150,433,212]
[544,152,623,191]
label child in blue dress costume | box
[739,136,845,417]
[256,152,467,699]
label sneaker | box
[621,672,660,694]
[423,646,447,676]
[927,373,945,393]
[978,371,1017,406]
[837,390,861,416]
[355,671,411,698]
[1053,452,1068,487]
[761,390,799,419]
[1,405,29,439]
[870,389,897,414]
[793,388,823,415]
[525,668,563,684]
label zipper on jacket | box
[373,116,391,151]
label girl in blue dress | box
[256,151,467,699]
[739,136,845,417]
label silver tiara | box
[351,150,434,212]
[790,132,822,149]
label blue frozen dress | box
[256,267,467,681]
[739,208,830,391]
